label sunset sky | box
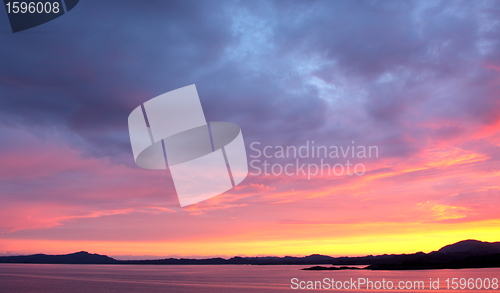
[1,0,500,259]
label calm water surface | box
[0,264,499,292]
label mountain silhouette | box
[1,240,500,270]
[438,239,500,254]
[0,251,117,264]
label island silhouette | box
[1,239,499,270]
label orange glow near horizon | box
[1,221,500,258]
[1,96,500,259]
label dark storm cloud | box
[0,0,499,161]
[261,0,500,152]
[0,0,235,156]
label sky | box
[0,0,499,259]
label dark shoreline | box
[1,240,500,271]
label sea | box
[0,264,499,292]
